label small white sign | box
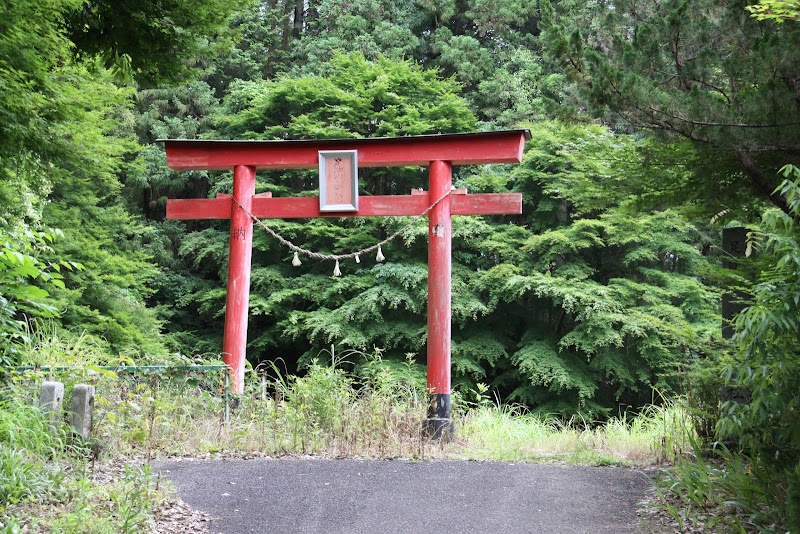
[319,150,358,212]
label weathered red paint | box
[161,130,528,171]
[222,165,256,394]
[161,131,529,403]
[427,161,452,395]
[166,193,522,220]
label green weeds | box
[9,346,694,466]
[0,398,66,509]
[3,345,708,531]
[456,401,694,465]
[656,441,792,532]
[0,391,164,532]
[15,352,687,466]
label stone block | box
[38,381,65,423]
[69,384,95,438]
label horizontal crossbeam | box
[160,130,530,171]
[167,193,522,220]
[166,192,522,220]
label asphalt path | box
[156,458,654,534]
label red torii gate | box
[162,130,529,435]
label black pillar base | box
[425,393,454,441]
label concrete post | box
[69,384,95,438]
[38,381,64,423]
[722,227,748,338]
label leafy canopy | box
[216,52,476,140]
[541,0,800,216]
[64,0,248,85]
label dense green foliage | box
[65,0,247,85]
[216,53,476,138]
[163,53,478,363]
[133,57,720,414]
[0,0,784,409]
[541,0,800,216]
[748,0,800,21]
[0,228,79,366]
[711,165,800,529]
[0,0,242,363]
[2,0,800,527]
[469,122,720,413]
[723,166,800,464]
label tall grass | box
[14,324,782,530]
[0,397,66,507]
[9,326,697,466]
[11,350,693,467]
[656,439,795,532]
[0,390,164,532]
[455,401,695,465]
[99,357,433,459]
[4,335,707,531]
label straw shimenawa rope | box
[232,187,455,274]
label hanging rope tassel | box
[233,187,453,270]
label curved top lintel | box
[159,130,531,171]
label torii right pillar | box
[426,160,455,439]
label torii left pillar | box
[224,165,256,391]
[162,130,529,436]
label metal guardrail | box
[12,364,233,423]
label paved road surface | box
[156,458,654,534]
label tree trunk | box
[306,0,318,27]
[737,150,793,217]
[282,0,294,52]
[265,0,279,77]
[293,0,304,38]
